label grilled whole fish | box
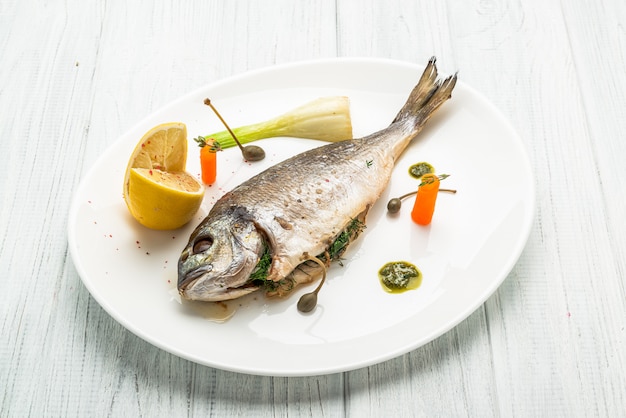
[178,58,457,302]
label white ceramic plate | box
[68,58,534,376]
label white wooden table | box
[2,0,625,416]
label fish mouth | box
[178,265,261,301]
[178,264,213,290]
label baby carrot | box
[200,145,217,184]
[411,173,440,225]
[193,136,221,185]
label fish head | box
[178,209,264,301]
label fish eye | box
[193,237,214,254]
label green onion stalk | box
[206,96,353,149]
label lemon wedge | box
[123,122,204,230]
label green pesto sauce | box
[408,162,435,179]
[378,261,422,294]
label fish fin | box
[392,57,458,127]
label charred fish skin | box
[178,57,457,302]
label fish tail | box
[392,57,458,127]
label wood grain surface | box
[1,0,625,416]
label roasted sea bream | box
[178,58,457,302]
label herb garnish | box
[193,135,222,152]
[419,174,449,187]
[249,217,366,293]
[322,217,366,264]
[250,244,294,292]
[408,162,435,179]
[250,244,272,281]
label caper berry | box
[296,256,327,313]
[387,197,402,213]
[297,292,318,313]
[204,97,266,163]
[243,145,266,161]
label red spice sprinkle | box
[149,169,153,175]
[88,200,92,204]
[136,241,140,244]
[109,234,112,238]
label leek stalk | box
[207,96,352,149]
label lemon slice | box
[123,122,205,230]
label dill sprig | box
[249,244,272,281]
[323,217,366,263]
[249,244,294,292]
[193,135,222,152]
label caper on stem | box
[203,98,266,161]
[297,256,327,313]
[387,188,457,214]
